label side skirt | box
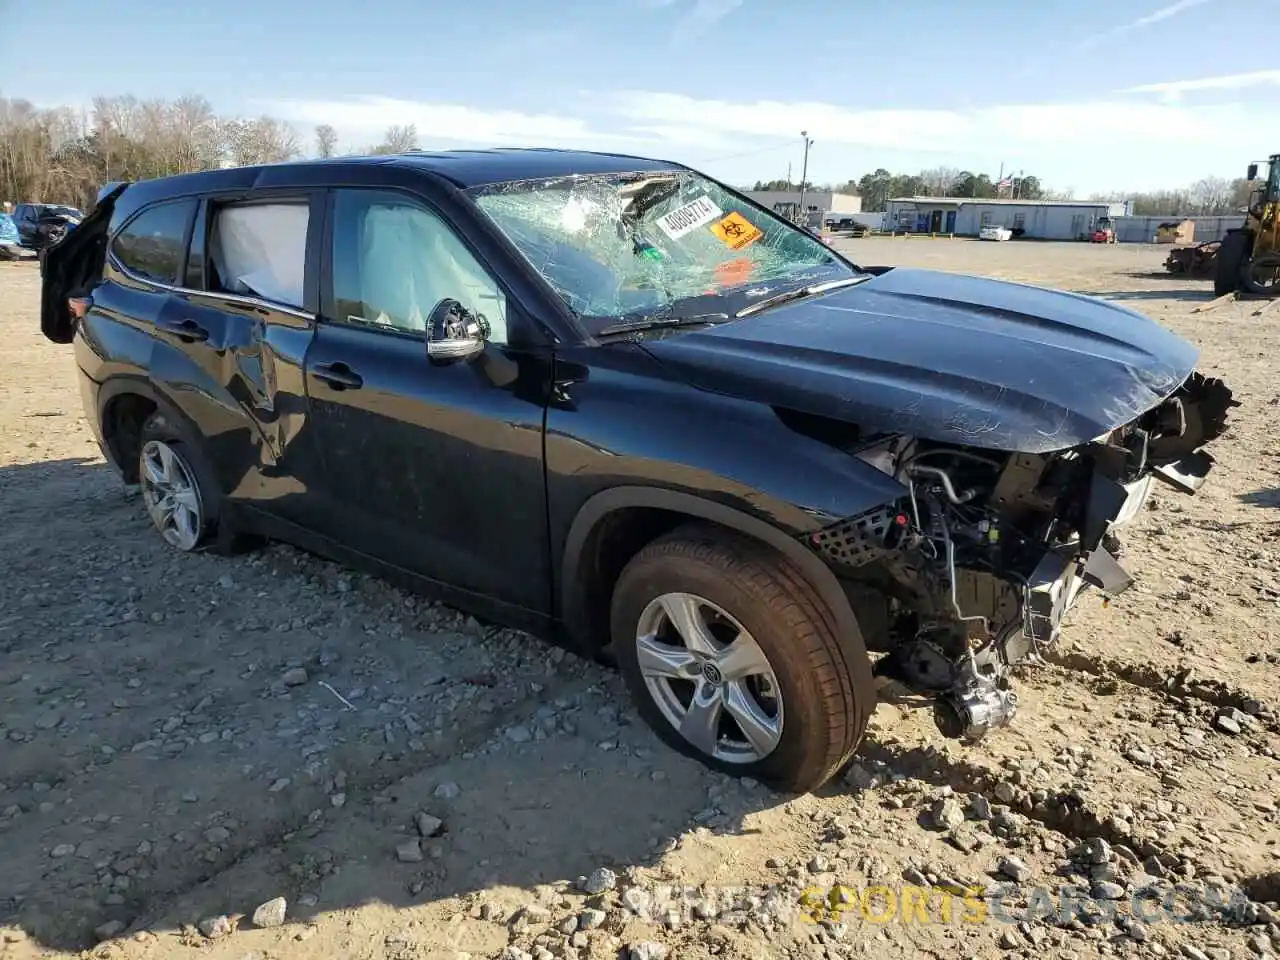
[226,501,558,647]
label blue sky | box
[4,0,1279,195]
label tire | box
[1243,252,1280,298]
[137,411,220,552]
[610,525,872,794]
[1214,230,1250,296]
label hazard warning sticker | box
[709,211,763,250]
[656,195,723,240]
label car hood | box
[640,267,1201,454]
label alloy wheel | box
[140,439,204,551]
[634,591,784,763]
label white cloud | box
[265,95,640,150]
[599,90,1249,151]
[1121,69,1280,98]
[1075,0,1214,49]
[598,90,1279,192]
[633,0,744,44]
[669,0,745,44]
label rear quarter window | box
[111,199,197,286]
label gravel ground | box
[1,239,1278,960]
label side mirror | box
[1248,163,1259,181]
[426,298,488,363]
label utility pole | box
[798,130,814,224]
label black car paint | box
[46,150,1214,664]
[642,266,1201,455]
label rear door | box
[300,185,553,618]
[40,184,127,343]
[157,190,330,529]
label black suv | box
[40,149,1236,793]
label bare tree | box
[918,166,960,196]
[315,123,338,159]
[0,98,61,203]
[168,95,222,173]
[370,124,418,155]
[1189,176,1232,216]
[223,116,301,167]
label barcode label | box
[656,195,723,240]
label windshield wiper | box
[596,312,729,338]
[734,275,870,318]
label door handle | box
[312,361,363,390]
[158,318,209,343]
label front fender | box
[546,345,908,545]
[547,343,902,703]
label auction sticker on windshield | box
[656,195,723,240]
[710,211,763,251]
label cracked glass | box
[468,170,862,331]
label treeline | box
[750,168,1055,210]
[751,166,1258,218]
[0,94,420,211]
[1086,178,1256,218]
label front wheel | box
[610,526,873,794]
[1214,230,1249,296]
[1243,253,1280,298]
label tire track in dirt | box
[5,620,604,949]
[860,667,1280,889]
[1037,649,1280,734]
[105,671,606,949]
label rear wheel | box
[1214,230,1250,296]
[611,525,872,793]
[137,412,218,552]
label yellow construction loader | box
[1214,154,1280,297]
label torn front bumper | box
[996,468,1159,668]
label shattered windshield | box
[467,170,861,329]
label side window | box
[112,200,196,285]
[208,201,310,309]
[330,190,508,344]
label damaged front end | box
[807,371,1238,742]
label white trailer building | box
[1112,214,1245,244]
[884,197,1130,240]
[744,190,862,229]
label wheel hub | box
[633,591,784,764]
[140,439,204,551]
